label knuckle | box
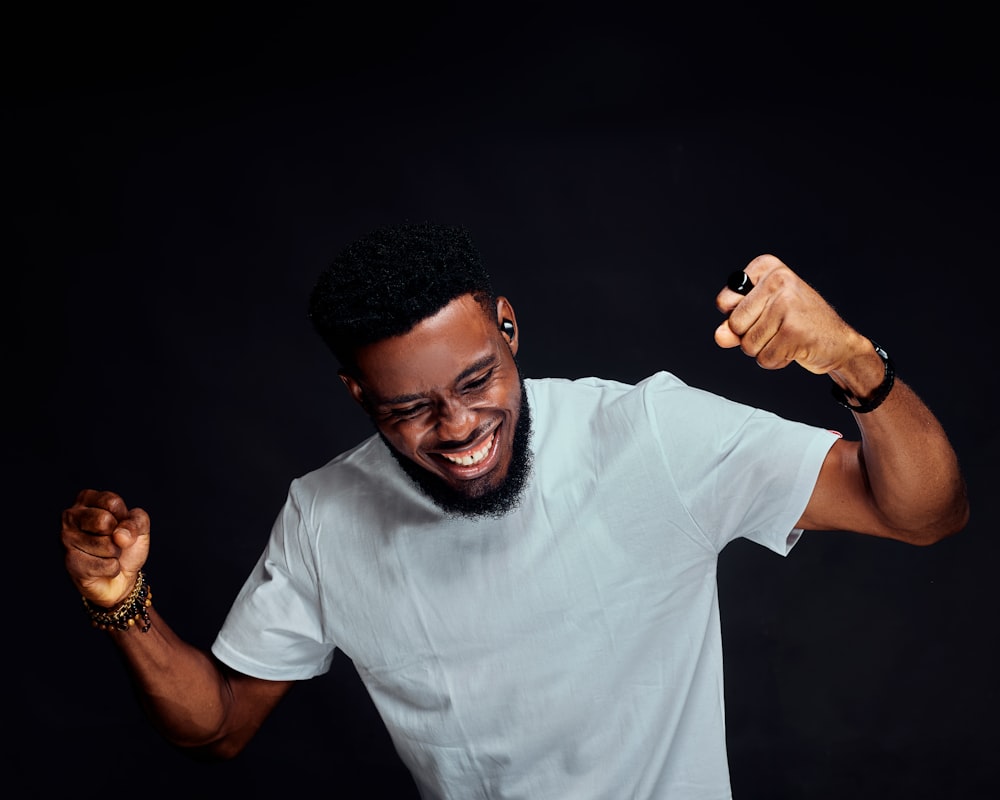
[766,267,794,292]
[94,490,125,515]
[748,253,782,275]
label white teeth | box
[442,432,494,466]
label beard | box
[379,379,534,520]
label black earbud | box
[500,319,515,339]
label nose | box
[434,398,479,444]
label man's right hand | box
[62,489,151,608]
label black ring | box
[727,270,754,295]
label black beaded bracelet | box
[83,571,153,633]
[830,339,895,413]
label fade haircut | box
[308,223,496,370]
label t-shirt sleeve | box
[211,486,336,680]
[641,372,839,556]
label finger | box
[715,283,750,317]
[751,334,798,370]
[113,507,150,549]
[715,278,761,348]
[65,546,125,580]
[75,489,129,522]
[716,263,764,316]
[72,505,120,536]
[63,522,132,606]
[63,510,122,559]
[735,304,786,364]
[714,319,742,349]
[743,253,786,282]
[716,273,766,344]
[722,259,793,353]
[727,270,754,295]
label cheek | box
[407,423,448,459]
[377,424,422,457]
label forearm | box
[829,339,969,542]
[853,380,968,541]
[64,493,289,757]
[109,606,242,756]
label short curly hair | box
[308,223,496,369]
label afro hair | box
[308,222,496,368]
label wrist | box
[83,571,153,633]
[829,338,895,413]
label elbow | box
[207,735,252,761]
[174,737,247,763]
[158,716,252,763]
[932,501,971,544]
[898,497,970,547]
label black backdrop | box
[11,3,998,798]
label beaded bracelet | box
[82,571,153,633]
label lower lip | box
[435,428,502,481]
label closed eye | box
[462,369,494,392]
[387,404,428,420]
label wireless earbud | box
[500,319,515,339]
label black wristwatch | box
[830,339,895,413]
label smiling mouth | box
[439,430,496,467]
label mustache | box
[434,424,494,451]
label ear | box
[338,369,369,409]
[495,296,519,356]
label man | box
[62,223,968,799]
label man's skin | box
[339,294,522,503]
[61,254,969,759]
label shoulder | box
[289,433,398,506]
[526,373,658,409]
[526,371,702,418]
[524,372,704,453]
[284,433,441,532]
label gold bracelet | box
[82,571,153,633]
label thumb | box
[113,507,151,574]
[714,319,742,349]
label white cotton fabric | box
[212,372,838,799]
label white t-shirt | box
[213,372,838,799]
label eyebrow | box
[374,354,499,407]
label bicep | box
[796,438,892,538]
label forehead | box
[353,294,499,400]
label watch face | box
[868,340,890,366]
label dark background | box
[10,2,997,797]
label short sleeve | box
[211,487,336,680]
[641,372,839,555]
